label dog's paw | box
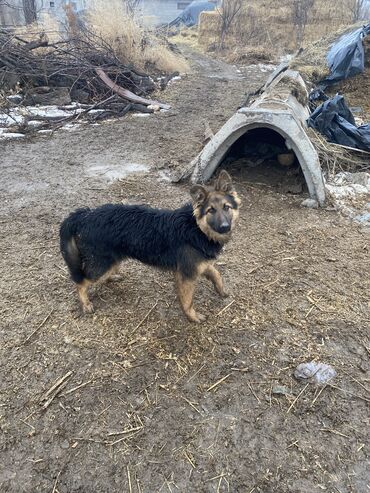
[82,302,94,314]
[218,289,230,298]
[191,312,206,323]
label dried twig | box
[286,383,309,413]
[23,309,53,344]
[52,471,61,493]
[207,374,231,392]
[130,301,158,336]
[40,371,73,409]
[216,300,235,317]
[319,428,350,438]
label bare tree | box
[123,0,141,17]
[218,0,243,49]
[291,0,315,48]
[0,0,38,24]
[22,0,36,24]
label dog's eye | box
[223,204,232,210]
[207,207,216,214]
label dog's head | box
[190,170,241,243]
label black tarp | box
[307,94,370,151]
[169,1,216,28]
[322,22,370,86]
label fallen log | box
[24,34,49,51]
[95,68,170,110]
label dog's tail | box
[59,208,90,284]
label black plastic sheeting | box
[319,23,370,88]
[169,1,216,28]
[308,95,370,151]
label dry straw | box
[88,0,189,73]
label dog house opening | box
[221,127,307,195]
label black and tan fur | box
[59,170,240,322]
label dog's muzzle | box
[216,222,231,234]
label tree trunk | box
[23,0,37,25]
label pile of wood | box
[0,28,170,120]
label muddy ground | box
[0,48,369,493]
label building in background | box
[0,0,212,28]
[0,0,86,27]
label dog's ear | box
[215,170,233,192]
[190,185,208,205]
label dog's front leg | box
[77,279,94,314]
[175,271,205,323]
[203,264,229,298]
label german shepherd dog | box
[59,170,240,323]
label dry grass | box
[12,12,62,43]
[88,0,189,74]
[198,0,362,55]
[227,46,274,64]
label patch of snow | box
[86,162,149,182]
[87,109,105,115]
[0,112,25,126]
[0,132,25,140]
[258,63,277,72]
[26,105,83,118]
[27,120,45,128]
[279,54,294,63]
[157,170,172,182]
[62,123,82,132]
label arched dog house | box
[190,68,326,205]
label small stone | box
[272,385,290,395]
[60,440,69,449]
[301,198,319,209]
[147,104,160,112]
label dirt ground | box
[0,48,369,493]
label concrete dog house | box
[190,67,326,206]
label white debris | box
[294,361,336,385]
[38,129,53,135]
[301,198,319,209]
[131,113,151,118]
[168,75,182,85]
[325,172,370,226]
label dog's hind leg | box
[175,272,205,323]
[203,264,229,298]
[77,279,94,314]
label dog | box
[59,170,240,323]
